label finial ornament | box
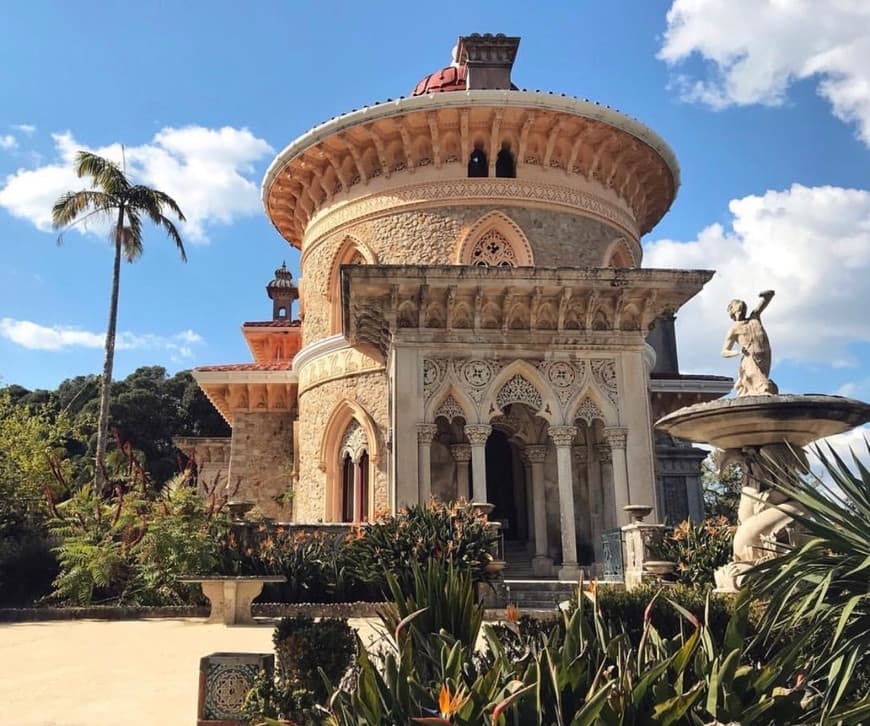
[721,290,778,396]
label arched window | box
[495,145,515,178]
[470,229,518,267]
[338,420,370,523]
[468,147,488,177]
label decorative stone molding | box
[303,178,639,260]
[591,359,618,406]
[297,345,384,393]
[416,423,439,444]
[604,426,628,450]
[433,395,467,423]
[524,444,548,464]
[548,425,578,447]
[595,442,612,460]
[422,358,448,399]
[343,266,711,363]
[464,424,493,446]
[449,443,472,463]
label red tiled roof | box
[195,362,294,372]
[242,320,302,328]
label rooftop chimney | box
[456,33,520,90]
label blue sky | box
[1,1,868,443]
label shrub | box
[244,616,355,723]
[651,516,735,589]
[574,583,735,645]
[343,501,498,593]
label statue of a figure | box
[721,290,778,396]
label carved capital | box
[572,445,589,466]
[524,444,548,464]
[416,423,439,444]
[449,443,472,463]
[547,425,578,448]
[464,424,492,446]
[604,426,628,450]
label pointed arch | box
[565,385,618,427]
[319,398,380,521]
[603,237,637,268]
[455,210,534,267]
[425,384,478,424]
[479,360,559,425]
[328,235,378,333]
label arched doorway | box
[485,429,524,540]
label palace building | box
[181,34,730,578]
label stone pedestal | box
[621,509,667,590]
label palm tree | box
[52,151,187,493]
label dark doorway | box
[485,429,521,540]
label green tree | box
[51,151,187,492]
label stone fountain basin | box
[655,394,870,450]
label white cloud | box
[0,126,273,243]
[644,184,870,377]
[659,0,870,146]
[0,135,17,150]
[0,318,204,359]
[11,124,36,135]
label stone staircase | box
[501,540,575,611]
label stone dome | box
[266,261,297,296]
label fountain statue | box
[656,290,870,592]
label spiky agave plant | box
[745,440,870,722]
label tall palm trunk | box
[94,206,125,493]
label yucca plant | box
[745,441,870,722]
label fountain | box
[656,291,870,592]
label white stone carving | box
[496,374,544,412]
[422,358,448,399]
[547,425,578,447]
[434,395,466,423]
[416,423,439,444]
[340,420,368,462]
[591,359,618,406]
[461,359,494,387]
[574,397,605,425]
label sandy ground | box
[0,617,381,726]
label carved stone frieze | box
[422,357,448,399]
[537,360,587,404]
[298,346,384,393]
[340,420,368,462]
[574,397,606,426]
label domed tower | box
[266,261,299,321]
[204,34,729,577]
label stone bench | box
[178,576,286,625]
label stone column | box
[450,444,472,501]
[596,441,615,531]
[605,427,631,526]
[416,423,438,503]
[464,424,492,505]
[353,459,364,523]
[522,455,535,554]
[525,444,552,576]
[548,425,580,580]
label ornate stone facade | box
[193,34,731,573]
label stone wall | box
[295,370,389,521]
[227,411,293,519]
[300,205,623,344]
